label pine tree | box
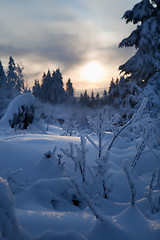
[41,70,52,102]
[7,56,24,95]
[108,78,118,104]
[102,90,108,105]
[119,0,160,109]
[95,92,100,106]
[90,91,96,107]
[32,79,41,99]
[0,61,7,89]
[7,56,18,89]
[0,61,8,111]
[80,90,90,106]
[40,68,66,104]
[16,63,24,92]
[66,78,74,100]
[52,69,66,103]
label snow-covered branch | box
[123,160,136,207]
[71,177,105,222]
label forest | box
[0,0,160,240]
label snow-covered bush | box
[0,93,35,129]
[61,136,88,182]
[9,104,34,130]
[61,119,78,136]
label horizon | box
[0,0,138,91]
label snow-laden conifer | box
[119,0,160,109]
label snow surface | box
[0,98,160,240]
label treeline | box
[0,56,140,109]
[32,68,144,109]
[32,69,74,104]
[0,56,25,98]
[32,69,111,107]
[0,56,26,115]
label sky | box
[0,0,138,92]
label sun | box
[81,61,105,82]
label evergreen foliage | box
[66,78,74,100]
[118,0,160,110]
[32,79,41,99]
[7,56,24,94]
[0,61,7,89]
[7,56,18,89]
[9,104,34,130]
[36,68,67,104]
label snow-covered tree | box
[66,78,74,100]
[40,69,66,104]
[0,61,8,111]
[7,56,24,95]
[95,93,100,106]
[7,56,18,89]
[102,90,108,105]
[108,78,119,105]
[52,69,66,103]
[32,79,41,99]
[41,70,53,102]
[0,61,7,89]
[16,63,24,93]
[79,90,90,106]
[119,0,160,110]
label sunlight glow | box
[81,62,105,82]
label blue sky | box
[0,0,138,90]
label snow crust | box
[0,99,160,240]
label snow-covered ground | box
[0,94,160,240]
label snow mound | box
[15,178,85,211]
[0,177,19,239]
[0,93,35,128]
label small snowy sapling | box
[71,177,105,222]
[123,160,136,207]
[146,168,160,215]
[61,119,78,136]
[61,136,88,181]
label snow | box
[0,93,35,128]
[0,97,160,240]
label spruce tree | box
[41,70,52,102]
[16,63,24,93]
[119,0,160,109]
[66,78,74,100]
[79,90,90,106]
[0,61,7,89]
[7,56,24,95]
[102,90,108,105]
[108,78,119,105]
[52,69,66,103]
[32,79,41,99]
[90,91,96,107]
[7,56,18,89]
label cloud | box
[0,0,138,89]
